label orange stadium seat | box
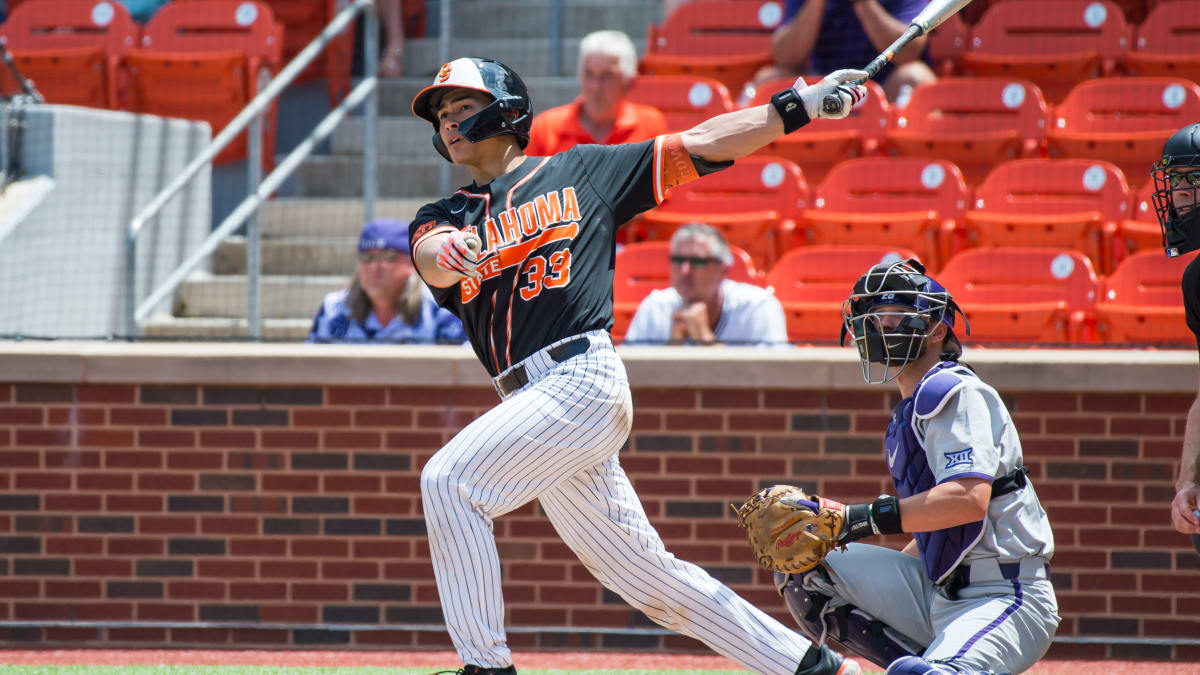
[636,156,809,271]
[1111,180,1162,267]
[938,247,1102,344]
[960,0,1128,104]
[925,13,968,76]
[612,241,761,340]
[1047,78,1200,191]
[253,0,358,107]
[884,78,1049,187]
[764,245,920,344]
[750,78,889,188]
[960,159,1133,273]
[1096,249,1196,344]
[1125,1,1200,97]
[0,0,140,109]
[626,75,734,133]
[130,1,283,165]
[640,0,777,96]
[800,157,970,271]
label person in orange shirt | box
[525,30,668,156]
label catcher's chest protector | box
[885,361,984,584]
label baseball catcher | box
[737,259,1060,675]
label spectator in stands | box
[119,0,170,24]
[309,219,466,343]
[749,0,937,103]
[378,0,405,77]
[624,224,788,345]
[525,30,668,156]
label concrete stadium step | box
[437,1,660,41]
[258,199,433,236]
[214,236,359,276]
[175,274,345,319]
[378,76,579,118]
[140,316,312,340]
[293,156,472,197]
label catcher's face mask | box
[840,259,967,384]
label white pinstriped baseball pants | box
[420,330,813,673]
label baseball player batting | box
[758,259,1060,675]
[1152,122,1200,555]
[408,57,868,675]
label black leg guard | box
[778,570,922,670]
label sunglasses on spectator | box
[669,255,721,268]
[358,250,403,263]
[1169,171,1200,188]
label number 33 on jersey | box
[409,135,732,376]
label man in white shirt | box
[624,223,789,345]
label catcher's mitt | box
[733,485,846,573]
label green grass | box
[0,669,780,675]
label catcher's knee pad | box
[778,570,920,670]
[885,656,996,675]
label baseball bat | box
[821,0,973,116]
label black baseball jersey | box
[410,135,731,376]
[1183,254,1200,354]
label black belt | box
[495,337,591,397]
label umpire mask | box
[840,259,968,384]
[1151,123,1200,258]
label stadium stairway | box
[141,0,662,339]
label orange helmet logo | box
[437,62,453,83]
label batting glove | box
[794,69,869,120]
[436,229,482,280]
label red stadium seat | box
[926,13,968,76]
[636,156,809,271]
[612,241,761,340]
[132,1,283,165]
[1125,1,1200,86]
[1047,77,1200,191]
[938,247,1102,343]
[884,78,1049,187]
[253,0,358,107]
[0,0,140,109]
[1111,180,1162,268]
[800,157,970,271]
[1096,249,1196,344]
[961,0,1129,104]
[626,75,735,134]
[640,0,777,96]
[764,245,920,344]
[750,78,889,188]
[960,159,1133,273]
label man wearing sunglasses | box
[625,223,788,345]
[1154,122,1200,554]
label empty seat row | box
[641,0,1200,105]
[628,155,1165,277]
[612,243,1194,346]
[626,74,1200,190]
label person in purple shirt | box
[752,0,937,103]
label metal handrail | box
[124,0,377,336]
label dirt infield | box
[1,650,1197,674]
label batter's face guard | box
[1152,122,1200,258]
[411,57,533,163]
[840,259,968,384]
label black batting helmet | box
[411,57,533,162]
[1150,122,1200,257]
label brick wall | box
[0,345,1197,660]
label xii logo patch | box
[943,448,974,470]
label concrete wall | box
[0,105,211,338]
[0,343,1197,661]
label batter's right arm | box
[1170,376,1200,534]
[413,229,481,289]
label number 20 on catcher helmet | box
[840,259,969,384]
[1151,122,1200,258]
[411,57,533,163]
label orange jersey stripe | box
[652,133,701,205]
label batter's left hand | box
[1171,483,1200,534]
[795,69,869,120]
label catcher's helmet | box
[1151,122,1200,258]
[411,57,533,163]
[840,259,969,384]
